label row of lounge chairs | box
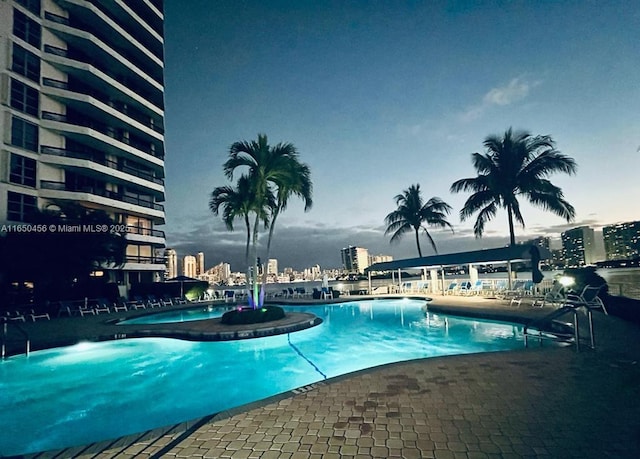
[3,309,50,322]
[57,295,190,317]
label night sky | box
[162,0,640,271]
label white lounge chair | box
[564,284,608,315]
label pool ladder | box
[1,317,30,358]
[524,305,596,352]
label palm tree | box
[384,184,453,257]
[450,128,577,246]
[222,134,312,306]
[210,175,259,269]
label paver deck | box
[11,295,640,458]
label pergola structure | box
[365,244,552,294]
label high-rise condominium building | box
[561,226,596,267]
[341,246,370,274]
[0,0,167,289]
[196,251,205,275]
[165,248,177,279]
[183,255,196,278]
[603,221,640,261]
[267,258,278,275]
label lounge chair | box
[564,284,608,315]
[321,287,333,299]
[29,309,50,321]
[224,290,235,303]
[457,281,472,295]
[4,310,26,322]
[532,282,565,308]
[444,282,458,295]
[94,298,111,314]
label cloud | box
[460,76,540,122]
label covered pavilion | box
[365,244,552,294]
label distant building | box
[183,255,197,277]
[267,259,278,275]
[166,249,178,279]
[196,252,205,276]
[561,226,596,267]
[603,221,640,261]
[523,237,551,262]
[369,254,393,265]
[341,246,370,274]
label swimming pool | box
[116,304,234,324]
[1,299,526,456]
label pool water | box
[116,304,234,324]
[1,300,526,456]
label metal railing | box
[40,180,164,211]
[43,44,164,110]
[42,77,165,135]
[41,111,163,159]
[2,317,30,358]
[40,145,164,185]
[126,225,165,238]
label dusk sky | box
[162,1,639,271]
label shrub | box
[221,305,285,325]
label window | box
[16,0,41,16]
[12,43,40,82]
[13,9,41,49]
[10,78,39,116]
[11,116,39,152]
[10,154,37,187]
[7,191,37,222]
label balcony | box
[40,180,164,212]
[43,44,163,110]
[43,77,164,136]
[44,10,163,82]
[41,111,163,160]
[40,146,164,188]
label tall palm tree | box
[384,184,453,257]
[450,127,577,246]
[210,175,258,269]
[261,154,312,287]
[223,134,311,306]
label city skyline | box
[162,1,639,271]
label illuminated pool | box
[116,304,235,324]
[1,299,528,456]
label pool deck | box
[12,295,640,458]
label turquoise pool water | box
[0,300,526,456]
[116,304,234,324]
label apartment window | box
[9,154,37,187]
[10,78,39,116]
[13,9,41,49]
[12,43,40,82]
[11,116,39,152]
[7,191,37,222]
[16,0,41,16]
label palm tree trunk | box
[414,228,423,257]
[507,205,516,246]
[260,205,281,304]
[250,213,261,308]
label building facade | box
[267,258,278,276]
[183,255,196,278]
[196,251,205,276]
[0,0,167,290]
[165,248,177,279]
[341,246,370,274]
[603,221,640,261]
[561,226,596,267]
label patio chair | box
[457,281,471,295]
[4,310,26,322]
[532,282,565,308]
[224,290,235,303]
[29,309,50,321]
[321,287,333,299]
[94,298,111,314]
[564,284,608,315]
[444,282,458,295]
